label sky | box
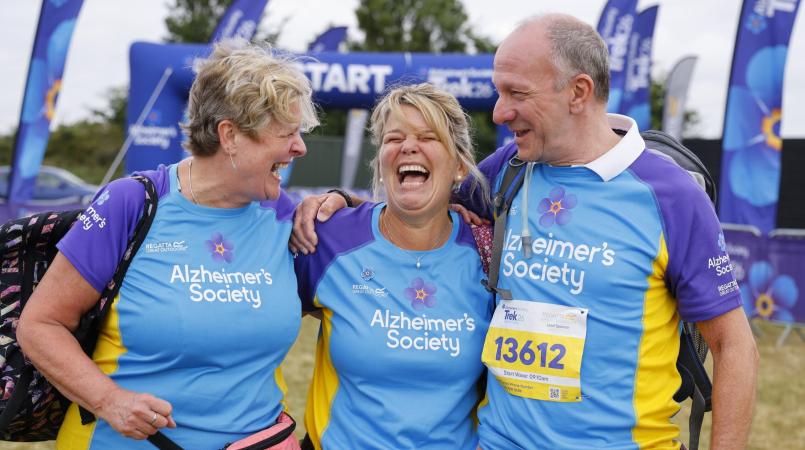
[1,0,803,138]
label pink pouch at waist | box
[224,412,300,450]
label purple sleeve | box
[293,202,376,311]
[56,178,148,292]
[259,189,297,222]
[631,153,742,322]
[455,143,517,220]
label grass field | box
[2,319,802,449]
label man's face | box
[492,25,570,163]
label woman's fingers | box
[100,389,175,439]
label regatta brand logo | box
[299,62,393,94]
[352,284,388,297]
[77,205,107,231]
[170,264,272,309]
[206,232,234,263]
[405,277,437,310]
[538,186,578,228]
[145,240,188,254]
[501,230,617,296]
[95,190,110,206]
[370,309,477,357]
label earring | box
[229,152,237,170]
[379,177,383,184]
[453,175,463,193]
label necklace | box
[380,210,451,269]
[188,158,199,204]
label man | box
[293,13,758,450]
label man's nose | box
[492,98,515,125]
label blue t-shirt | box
[56,164,301,450]
[294,203,493,450]
[464,115,742,450]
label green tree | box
[353,0,493,53]
[650,76,700,135]
[164,0,233,43]
[344,0,498,155]
[0,87,127,184]
[164,0,282,44]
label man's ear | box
[217,120,237,155]
[569,74,595,114]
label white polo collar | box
[584,114,645,181]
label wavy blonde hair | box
[368,83,489,203]
[182,40,319,156]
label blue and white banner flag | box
[596,0,638,113]
[719,0,801,233]
[210,0,269,42]
[619,6,658,130]
[661,56,697,140]
[8,0,84,204]
[309,26,348,53]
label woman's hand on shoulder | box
[96,386,176,440]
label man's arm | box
[696,307,759,449]
[290,193,353,255]
[289,192,485,254]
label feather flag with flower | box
[719,0,801,233]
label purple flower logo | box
[741,261,798,323]
[206,232,234,263]
[404,277,437,310]
[537,186,578,227]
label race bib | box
[481,300,588,402]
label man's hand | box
[291,193,348,254]
[450,204,490,226]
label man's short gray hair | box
[525,14,610,103]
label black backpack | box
[483,130,713,450]
[0,175,157,441]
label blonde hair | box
[368,83,489,203]
[182,40,319,156]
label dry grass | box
[674,320,805,450]
[3,318,802,450]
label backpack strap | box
[76,175,159,425]
[676,323,713,450]
[482,156,527,301]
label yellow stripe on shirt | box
[57,295,127,449]
[632,235,683,449]
[305,301,340,450]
